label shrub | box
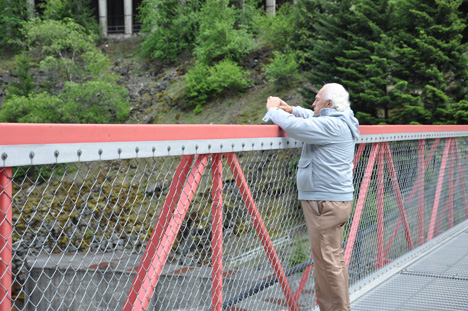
[256,3,297,52]
[0,92,62,123]
[7,52,36,97]
[41,0,101,36]
[0,0,30,51]
[59,78,130,123]
[139,0,201,62]
[194,0,258,64]
[184,62,211,109]
[264,51,299,89]
[22,18,110,85]
[185,59,250,112]
[208,59,250,95]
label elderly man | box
[263,83,360,311]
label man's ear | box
[327,100,332,107]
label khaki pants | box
[301,200,352,311]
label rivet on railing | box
[118,148,122,155]
[77,150,82,157]
[195,145,199,150]
[220,144,223,149]
[231,143,235,148]
[181,145,185,151]
[208,144,212,149]
[98,149,103,156]
[1,153,7,161]
[54,150,60,158]
[29,152,35,159]
[167,146,171,152]
[152,146,156,153]
[135,147,140,153]
[242,143,245,148]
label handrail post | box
[344,143,380,266]
[427,138,452,241]
[0,167,12,311]
[211,154,223,311]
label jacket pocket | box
[296,158,313,191]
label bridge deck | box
[350,220,468,311]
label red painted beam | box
[2,123,468,146]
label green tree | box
[0,77,130,124]
[185,59,250,111]
[41,0,100,35]
[300,0,398,124]
[0,0,30,51]
[21,18,109,86]
[59,78,130,123]
[391,0,468,124]
[7,52,35,97]
[0,92,62,123]
[194,0,258,64]
[139,0,202,62]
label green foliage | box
[20,18,109,86]
[453,100,468,124]
[184,62,211,109]
[0,0,31,51]
[22,18,97,57]
[185,59,250,111]
[264,51,299,89]
[40,0,100,35]
[195,0,258,64]
[0,76,130,124]
[207,59,251,95]
[0,92,62,123]
[59,78,131,123]
[390,0,468,124]
[7,52,35,97]
[299,0,468,125]
[139,0,201,62]
[256,3,297,53]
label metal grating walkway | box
[350,220,468,311]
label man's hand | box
[266,96,281,110]
[279,99,293,114]
[266,96,293,113]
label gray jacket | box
[263,106,360,201]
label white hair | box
[322,83,350,112]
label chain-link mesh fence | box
[1,134,468,311]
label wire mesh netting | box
[1,136,467,310]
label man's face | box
[312,87,331,115]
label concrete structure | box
[25,0,281,37]
[26,0,142,37]
[24,252,290,311]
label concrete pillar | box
[124,0,133,36]
[27,0,35,18]
[266,0,275,16]
[98,0,108,36]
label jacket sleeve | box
[264,108,345,145]
[292,106,315,119]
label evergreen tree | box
[391,0,468,124]
[139,0,202,62]
[0,0,30,51]
[6,52,35,97]
[300,0,397,124]
[291,0,323,70]
[41,0,100,36]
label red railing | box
[1,123,468,311]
